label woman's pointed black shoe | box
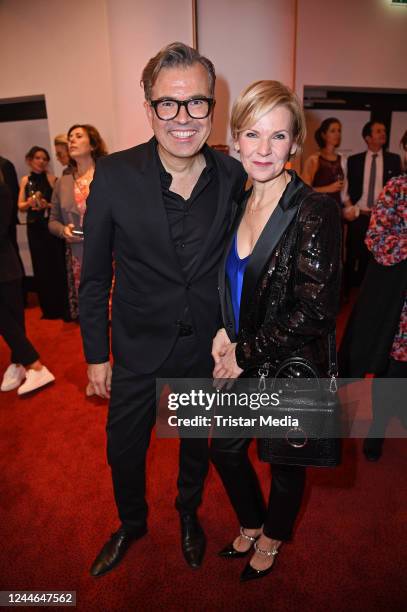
[218,527,260,559]
[240,542,279,582]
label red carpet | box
[0,301,406,612]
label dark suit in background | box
[345,151,401,289]
[80,138,246,537]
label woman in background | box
[302,117,345,206]
[54,134,71,175]
[49,124,107,320]
[0,172,55,395]
[18,146,68,319]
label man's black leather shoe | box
[363,437,384,462]
[180,514,206,569]
[90,526,145,577]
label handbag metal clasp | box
[258,363,270,392]
[329,375,338,394]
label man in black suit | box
[343,121,401,291]
[79,42,246,577]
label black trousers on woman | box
[27,221,68,319]
[0,279,39,365]
[211,438,306,541]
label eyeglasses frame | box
[150,97,215,121]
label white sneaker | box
[1,364,26,392]
[17,366,55,395]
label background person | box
[0,173,55,395]
[210,80,341,582]
[302,117,345,206]
[342,121,402,292]
[17,146,68,320]
[54,133,72,175]
[339,130,407,461]
[49,124,107,320]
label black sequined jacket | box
[218,171,342,377]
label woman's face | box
[28,150,49,173]
[68,127,92,159]
[235,105,297,183]
[55,143,70,166]
[322,122,341,148]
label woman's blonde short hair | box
[230,80,306,152]
[54,133,68,146]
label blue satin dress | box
[225,234,250,334]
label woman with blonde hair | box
[210,80,341,582]
[54,134,71,175]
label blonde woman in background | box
[54,134,71,175]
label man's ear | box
[144,100,153,129]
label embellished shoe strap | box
[239,527,258,542]
[254,541,279,557]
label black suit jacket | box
[219,172,342,375]
[347,150,402,205]
[79,138,247,374]
[0,184,23,283]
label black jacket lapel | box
[218,194,248,340]
[187,150,233,281]
[238,172,308,325]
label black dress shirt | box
[156,145,219,330]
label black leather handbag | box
[256,335,342,468]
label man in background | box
[343,121,401,291]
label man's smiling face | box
[145,63,213,163]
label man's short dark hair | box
[362,120,385,141]
[141,42,216,101]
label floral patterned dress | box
[71,176,89,293]
[365,174,407,362]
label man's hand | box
[213,342,243,390]
[211,328,231,365]
[87,362,112,399]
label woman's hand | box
[39,197,50,209]
[213,342,243,389]
[325,179,344,193]
[212,328,231,365]
[62,223,82,242]
[342,204,360,222]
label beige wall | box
[295,0,407,94]
[1,0,405,160]
[105,0,193,150]
[197,0,296,153]
[0,0,115,160]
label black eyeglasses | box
[150,97,214,121]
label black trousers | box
[344,215,372,291]
[27,222,68,319]
[107,334,213,536]
[211,438,306,541]
[369,358,407,436]
[0,279,39,365]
